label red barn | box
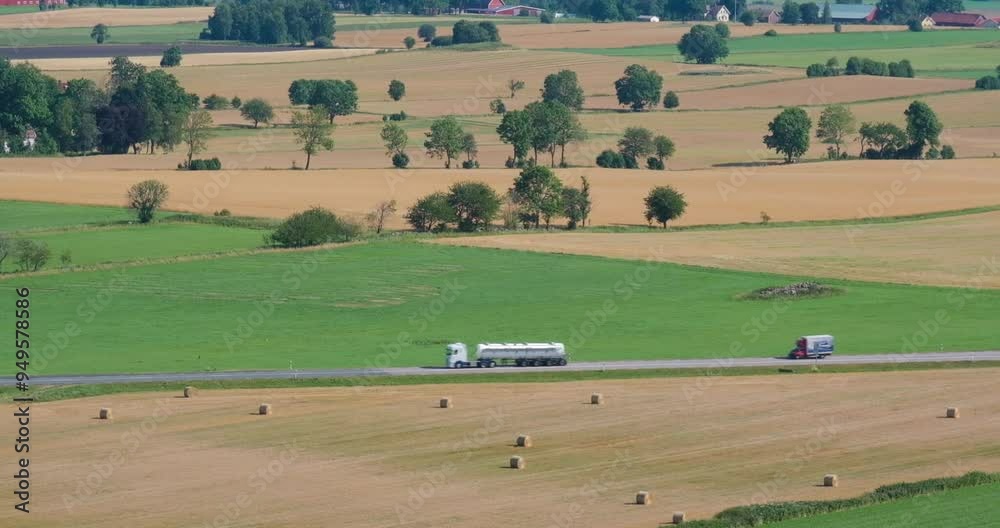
[930,11,995,27]
[464,0,545,16]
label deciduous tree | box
[763,107,811,162]
[291,107,335,170]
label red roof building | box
[0,0,68,5]
[929,11,994,27]
[464,0,544,15]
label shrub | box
[160,46,182,67]
[404,36,416,49]
[739,10,755,26]
[540,11,554,23]
[834,22,842,33]
[461,159,479,169]
[623,154,639,169]
[907,19,923,31]
[452,20,501,45]
[845,56,861,74]
[646,157,664,170]
[489,98,506,114]
[199,28,212,40]
[418,23,436,42]
[181,157,223,170]
[387,111,408,121]
[268,207,361,247]
[764,29,778,36]
[806,63,829,77]
[313,36,332,48]
[975,75,1000,90]
[715,22,730,38]
[392,152,410,168]
[59,249,73,267]
[941,144,955,159]
[203,94,230,110]
[214,209,232,216]
[430,35,453,47]
[663,90,679,109]
[596,149,626,168]
[231,96,242,109]
[127,179,169,223]
[406,192,454,232]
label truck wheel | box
[488,360,496,368]
[558,358,567,366]
[515,359,524,367]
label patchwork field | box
[0,6,212,29]
[18,47,380,70]
[436,209,1000,289]
[5,369,998,527]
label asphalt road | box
[10,351,1000,387]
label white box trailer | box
[446,342,567,368]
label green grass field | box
[5,241,1000,375]
[762,482,1000,527]
[0,6,38,15]
[564,29,1000,78]
[1,199,148,231]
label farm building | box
[829,4,878,23]
[929,11,997,27]
[706,4,731,21]
[920,15,935,28]
[757,8,781,23]
[464,0,544,15]
[637,14,660,22]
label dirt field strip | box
[435,210,1000,289]
[18,48,381,70]
[2,160,999,228]
[6,369,998,527]
[0,6,212,28]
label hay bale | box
[672,512,686,524]
[636,491,651,505]
[591,393,604,405]
[98,407,112,420]
[258,403,272,416]
[440,397,452,409]
[509,456,525,469]
[947,407,960,418]
[516,434,533,448]
[823,474,838,487]
[183,386,194,398]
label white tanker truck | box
[446,342,567,368]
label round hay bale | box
[509,456,525,470]
[591,393,604,405]
[440,397,452,409]
[947,407,960,419]
[99,407,112,420]
[258,403,272,416]
[183,386,194,398]
[672,511,686,524]
[516,434,533,448]
[636,491,651,505]
[823,474,838,487]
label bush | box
[127,179,169,223]
[392,152,410,168]
[715,22,730,38]
[489,98,506,114]
[430,35,453,47]
[268,207,361,247]
[406,192,454,232]
[418,23,436,42]
[806,63,830,77]
[160,46,182,67]
[941,144,955,159]
[623,155,639,169]
[975,75,1000,90]
[662,91,679,109]
[739,10,755,26]
[834,22,842,33]
[199,28,212,40]
[764,29,778,36]
[313,36,332,48]
[646,157,664,170]
[452,20,501,45]
[908,19,923,31]
[387,111,408,121]
[231,96,242,109]
[404,36,416,49]
[214,209,232,216]
[461,159,479,169]
[203,94,230,110]
[540,11,554,23]
[596,149,626,168]
[181,157,222,170]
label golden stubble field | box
[19,48,381,71]
[436,210,1000,289]
[3,369,998,527]
[0,6,212,28]
[2,160,999,228]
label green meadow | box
[1,200,140,231]
[5,241,1000,375]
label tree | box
[816,104,856,157]
[462,132,478,163]
[269,207,360,247]
[715,22,730,38]
[290,107,335,170]
[589,0,621,21]
[489,98,506,114]
[404,36,416,49]
[203,94,230,110]
[904,100,942,158]
[127,179,169,223]
[366,200,397,234]
[644,185,687,227]
[452,20,501,44]
[551,107,586,167]
[406,192,455,232]
[618,127,655,162]
[822,0,832,22]
[739,9,756,25]
[424,116,466,168]
[388,79,406,101]
[240,98,274,128]
[653,135,676,166]
[0,234,10,273]
[677,24,729,64]
[800,1,820,23]
[507,79,525,98]
[160,46,182,67]
[308,79,358,123]
[380,122,408,159]
[181,110,213,167]
[845,56,862,75]
[208,2,233,39]
[231,96,242,109]
[596,149,627,168]
[91,23,109,44]
[562,178,592,229]
[14,240,50,272]
[781,0,801,22]
[418,23,436,42]
[447,181,501,231]
[663,91,680,109]
[858,121,907,158]
[511,165,564,228]
[541,70,585,110]
[668,0,711,20]
[763,107,811,162]
[496,110,532,164]
[940,144,955,159]
[615,64,663,111]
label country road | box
[9,351,1000,387]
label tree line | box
[807,57,914,78]
[206,0,335,45]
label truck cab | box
[788,335,834,359]
[446,343,470,368]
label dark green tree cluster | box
[597,127,675,169]
[69,0,206,5]
[615,64,664,111]
[207,0,335,45]
[809,57,913,78]
[287,79,358,123]
[451,20,501,44]
[974,66,1000,90]
[406,181,501,232]
[268,206,361,247]
[497,101,586,168]
[677,24,729,65]
[876,0,962,23]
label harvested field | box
[18,48,380,70]
[9,369,1000,527]
[435,210,1000,289]
[0,6,212,29]
[2,160,1000,227]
